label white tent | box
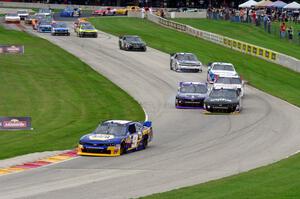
[283,1,300,9]
[239,0,258,8]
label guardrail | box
[146,13,300,73]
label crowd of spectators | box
[207,6,300,41]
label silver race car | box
[170,52,202,72]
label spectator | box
[280,22,286,38]
[287,26,293,40]
[263,14,268,31]
[267,16,271,33]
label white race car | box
[213,75,245,97]
[207,62,238,83]
[5,13,21,23]
[17,10,29,20]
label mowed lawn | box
[89,17,300,199]
[90,17,300,107]
[174,18,300,60]
[0,26,144,159]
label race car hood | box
[127,41,145,46]
[178,60,201,65]
[204,97,239,104]
[213,83,242,89]
[177,92,207,99]
[79,133,124,144]
[39,24,52,27]
[53,27,69,31]
[80,29,97,32]
[211,70,237,77]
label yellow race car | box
[77,23,98,38]
[115,6,140,15]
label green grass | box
[0,26,144,159]
[90,17,300,107]
[174,18,300,60]
[143,153,300,199]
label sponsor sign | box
[0,45,24,54]
[0,117,32,130]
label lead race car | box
[207,62,238,83]
[78,120,153,157]
[170,53,202,72]
[175,82,209,108]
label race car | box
[60,7,81,17]
[38,8,52,16]
[115,6,139,15]
[93,7,116,16]
[73,18,89,32]
[77,23,98,38]
[51,22,70,36]
[170,52,202,72]
[37,19,52,33]
[213,75,245,97]
[204,88,242,113]
[77,120,153,157]
[24,15,35,24]
[207,62,238,83]
[5,13,20,23]
[17,10,29,20]
[119,35,147,51]
[175,82,209,108]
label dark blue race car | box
[78,120,153,157]
[175,82,209,109]
[60,7,81,17]
[51,22,70,36]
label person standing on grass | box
[267,16,271,33]
[280,22,286,38]
[263,14,268,31]
[287,26,293,41]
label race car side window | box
[135,123,143,132]
[128,124,136,134]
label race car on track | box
[5,13,20,23]
[175,82,209,108]
[37,19,52,33]
[119,35,147,51]
[213,75,245,97]
[24,15,35,24]
[51,22,70,36]
[93,7,116,16]
[38,8,52,16]
[207,62,238,83]
[73,18,89,32]
[77,23,98,38]
[115,6,139,15]
[170,52,202,72]
[204,88,242,113]
[17,10,29,20]
[60,7,81,17]
[78,120,153,157]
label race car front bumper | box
[77,144,121,157]
[178,65,201,72]
[176,98,205,108]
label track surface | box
[1,22,300,199]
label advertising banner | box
[0,117,32,130]
[0,45,24,54]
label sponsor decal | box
[0,117,31,130]
[89,134,114,141]
[0,45,24,54]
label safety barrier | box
[146,13,300,73]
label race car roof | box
[105,120,132,125]
[180,82,207,86]
[211,62,233,66]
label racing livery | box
[175,82,209,108]
[204,88,242,113]
[170,53,202,72]
[73,18,88,32]
[37,19,52,33]
[119,35,147,51]
[115,6,139,15]
[207,62,238,83]
[51,22,70,36]
[78,120,153,157]
[60,7,81,17]
[213,75,245,97]
[5,13,20,23]
[93,7,116,16]
[77,23,98,38]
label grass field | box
[89,17,300,199]
[174,18,300,60]
[90,17,300,107]
[0,26,144,159]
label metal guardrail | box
[146,13,300,73]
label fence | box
[146,13,300,73]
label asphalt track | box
[1,22,300,199]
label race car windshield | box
[180,84,208,94]
[213,64,234,71]
[82,24,95,30]
[210,89,237,98]
[94,123,127,136]
[216,77,241,84]
[6,13,18,17]
[125,37,142,42]
[176,54,197,61]
[55,23,67,28]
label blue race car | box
[37,19,52,33]
[51,22,70,36]
[60,7,81,17]
[78,120,153,157]
[175,82,209,109]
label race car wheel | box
[142,47,147,52]
[120,142,126,155]
[141,137,148,149]
[119,43,122,50]
[175,63,179,72]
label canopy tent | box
[283,1,300,9]
[255,0,273,7]
[238,0,258,8]
[267,0,287,8]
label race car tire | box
[120,142,127,155]
[125,11,128,15]
[94,34,98,38]
[119,43,122,50]
[175,63,179,72]
[142,47,147,52]
[141,136,148,149]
